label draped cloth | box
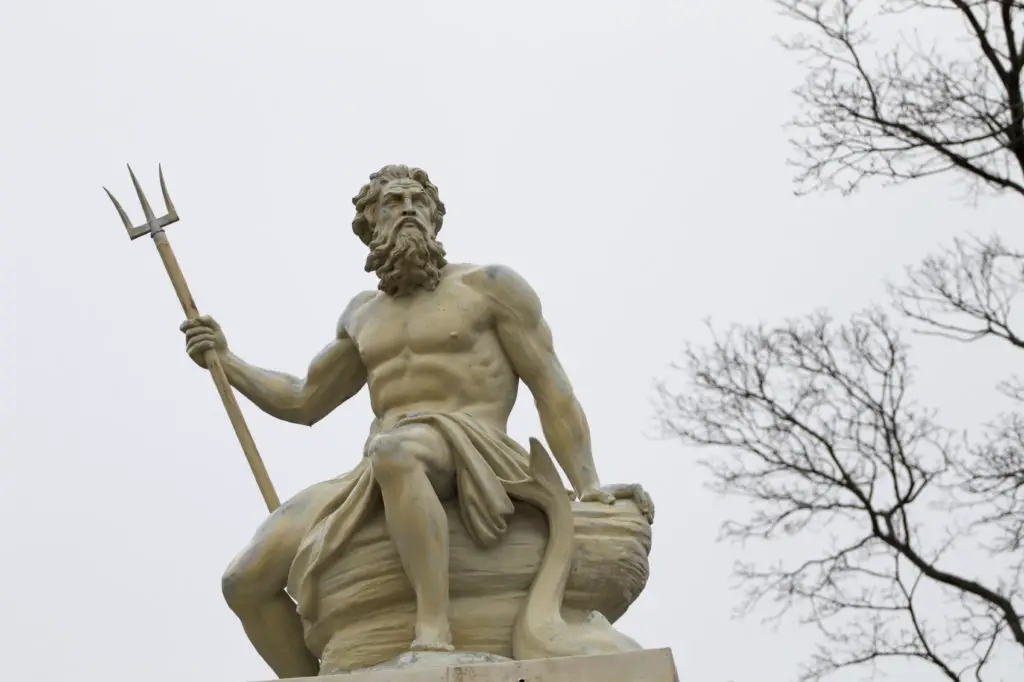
[290,412,533,620]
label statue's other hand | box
[180,314,228,369]
[578,487,617,505]
[578,483,655,524]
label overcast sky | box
[1,1,1020,681]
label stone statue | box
[179,165,656,678]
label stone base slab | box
[267,649,678,682]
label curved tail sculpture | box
[504,438,643,659]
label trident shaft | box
[105,165,281,512]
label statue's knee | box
[222,563,263,611]
[368,434,420,483]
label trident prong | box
[159,165,177,220]
[104,164,180,240]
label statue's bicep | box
[499,317,565,394]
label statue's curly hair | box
[351,165,446,246]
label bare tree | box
[678,2,1024,676]
[656,235,1023,680]
[778,0,1024,198]
[892,234,1024,561]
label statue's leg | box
[222,481,336,678]
[367,423,456,651]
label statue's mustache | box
[394,217,427,236]
[370,218,429,252]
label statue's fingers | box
[186,331,216,345]
[187,339,215,354]
[637,491,655,523]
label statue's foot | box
[410,625,455,652]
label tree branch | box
[777,0,1024,198]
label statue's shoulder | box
[336,289,379,337]
[458,262,529,289]
[459,263,541,316]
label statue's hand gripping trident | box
[104,165,281,513]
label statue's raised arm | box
[179,291,372,426]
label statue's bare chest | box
[354,285,493,368]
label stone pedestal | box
[269,649,678,682]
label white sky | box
[1,1,1019,681]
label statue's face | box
[375,178,436,242]
[364,178,447,296]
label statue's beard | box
[364,220,448,296]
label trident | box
[104,165,281,512]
